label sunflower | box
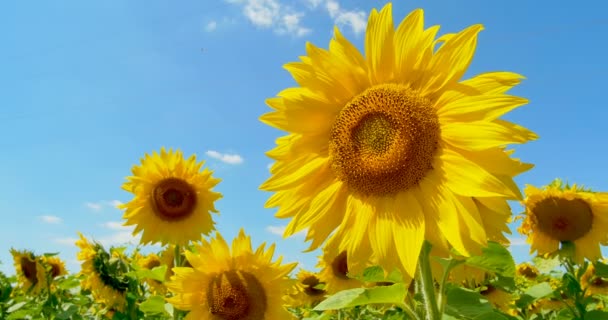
[137,253,167,295]
[41,255,68,278]
[518,179,608,262]
[120,147,222,246]
[166,229,297,320]
[515,262,538,280]
[285,269,326,308]
[10,249,47,294]
[76,233,128,311]
[581,261,608,296]
[317,238,365,294]
[260,3,536,278]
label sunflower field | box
[2,2,608,320]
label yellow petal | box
[260,156,328,190]
[392,191,425,276]
[365,3,395,84]
[437,94,528,122]
[394,9,424,82]
[442,121,537,150]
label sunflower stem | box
[418,241,440,320]
[173,245,182,320]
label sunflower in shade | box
[518,179,608,262]
[137,253,167,295]
[285,269,326,308]
[10,249,47,295]
[166,229,297,320]
[581,260,608,296]
[120,147,222,246]
[260,2,535,279]
[317,237,366,294]
[75,233,129,311]
[41,255,68,279]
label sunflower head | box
[260,2,536,280]
[10,249,47,295]
[166,229,297,320]
[41,255,68,278]
[480,284,513,313]
[581,261,608,296]
[137,253,167,294]
[285,269,326,308]
[516,263,539,280]
[75,233,129,311]
[518,179,608,262]
[120,147,222,246]
[317,239,366,294]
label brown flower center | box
[207,270,267,320]
[50,262,62,278]
[20,256,38,283]
[532,197,593,241]
[331,251,349,280]
[329,84,440,196]
[301,275,325,296]
[151,178,197,221]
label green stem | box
[398,302,422,320]
[173,245,182,320]
[418,241,440,320]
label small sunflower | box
[166,229,297,320]
[516,262,538,280]
[480,285,513,313]
[285,270,326,308]
[138,253,166,295]
[448,263,487,287]
[518,179,608,262]
[120,147,222,246]
[581,261,608,296]
[317,238,365,294]
[41,255,68,278]
[260,3,536,278]
[76,233,128,311]
[10,249,47,294]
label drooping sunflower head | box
[120,147,222,246]
[75,233,129,311]
[41,255,68,278]
[285,269,326,308]
[166,229,297,320]
[518,179,608,262]
[10,249,47,295]
[260,3,536,279]
[581,261,608,296]
[516,262,539,280]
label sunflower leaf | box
[531,255,561,274]
[594,261,608,278]
[140,295,169,316]
[359,266,403,283]
[464,241,515,277]
[313,283,407,311]
[444,286,493,319]
[586,310,608,320]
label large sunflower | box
[76,233,128,311]
[120,147,222,246]
[518,179,608,262]
[260,3,536,278]
[166,229,297,320]
[10,249,47,294]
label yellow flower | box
[285,270,326,308]
[41,255,68,278]
[317,238,365,294]
[120,147,222,246]
[10,249,47,295]
[166,229,297,320]
[518,179,608,262]
[138,253,166,295]
[260,3,535,278]
[516,262,539,280]
[75,233,128,311]
[448,263,487,287]
[480,285,513,313]
[581,261,608,296]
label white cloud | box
[227,0,311,37]
[85,202,103,212]
[205,150,244,165]
[107,200,123,208]
[507,237,528,246]
[205,20,218,32]
[101,221,133,231]
[324,0,367,35]
[266,225,306,237]
[54,237,79,246]
[98,231,141,247]
[39,215,62,224]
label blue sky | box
[1,0,607,276]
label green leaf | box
[313,283,407,311]
[532,255,561,274]
[585,310,608,320]
[444,287,492,319]
[6,301,27,313]
[55,304,79,320]
[525,282,554,298]
[562,273,581,296]
[140,295,169,316]
[58,277,81,290]
[465,241,515,277]
[42,252,60,257]
[594,261,608,278]
[359,266,403,283]
[126,265,167,282]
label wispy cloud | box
[307,0,367,35]
[227,0,311,37]
[205,150,244,165]
[101,221,132,231]
[507,237,528,246]
[205,20,218,32]
[85,200,123,212]
[39,215,62,224]
[266,225,306,237]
